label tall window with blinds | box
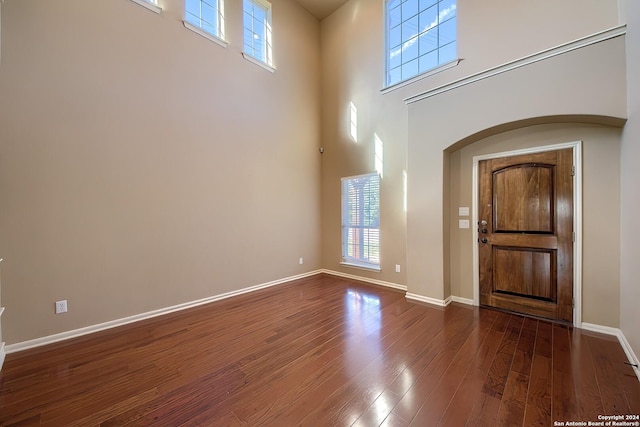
[341,173,381,270]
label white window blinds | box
[341,173,381,269]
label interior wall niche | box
[446,121,621,327]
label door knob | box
[480,220,488,226]
[481,228,488,234]
[480,238,488,244]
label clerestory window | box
[184,0,226,43]
[243,0,273,68]
[385,0,457,87]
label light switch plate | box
[459,219,470,229]
[459,207,470,216]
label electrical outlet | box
[395,264,401,273]
[299,257,304,265]
[55,300,68,314]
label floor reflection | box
[345,289,381,337]
[344,289,383,376]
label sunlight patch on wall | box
[374,133,384,178]
[349,101,358,142]
[403,170,408,213]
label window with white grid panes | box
[386,0,456,87]
[185,0,224,40]
[243,0,273,66]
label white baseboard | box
[406,292,451,307]
[0,342,5,371]
[320,269,407,292]
[581,322,640,382]
[580,322,622,336]
[451,296,475,306]
[404,293,476,308]
[6,268,636,385]
[5,270,323,355]
[0,305,4,370]
[320,271,477,308]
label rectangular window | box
[243,0,273,67]
[386,0,457,87]
[185,0,225,41]
[341,173,381,270]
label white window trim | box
[383,0,458,89]
[183,20,228,48]
[382,58,461,93]
[129,0,162,14]
[242,52,276,72]
[243,0,274,70]
[340,262,382,272]
[341,172,381,271]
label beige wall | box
[619,0,640,360]
[1,0,637,351]
[320,2,408,284]
[320,0,626,328]
[0,0,322,344]
[449,124,622,327]
[407,37,627,320]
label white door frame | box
[471,141,583,327]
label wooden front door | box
[478,148,574,323]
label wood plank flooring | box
[0,274,638,426]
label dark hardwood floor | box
[0,274,638,426]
